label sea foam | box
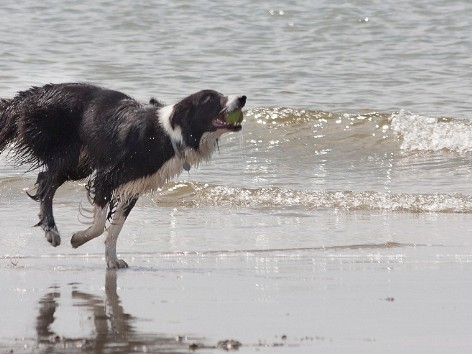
[390,110,472,153]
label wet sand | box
[2,197,472,353]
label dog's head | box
[167,90,246,150]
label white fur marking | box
[71,205,108,247]
[113,131,224,200]
[89,205,108,236]
[105,207,127,268]
[158,104,184,145]
[225,95,240,113]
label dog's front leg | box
[105,197,138,269]
[71,205,108,248]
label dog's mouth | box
[213,108,243,132]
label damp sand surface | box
[2,199,472,353]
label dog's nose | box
[238,95,247,107]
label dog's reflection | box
[35,271,181,352]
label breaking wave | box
[247,107,472,153]
[2,107,472,215]
[390,110,472,153]
[152,182,472,214]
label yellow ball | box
[226,109,243,124]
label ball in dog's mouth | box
[225,109,244,125]
[213,109,244,131]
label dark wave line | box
[1,242,426,262]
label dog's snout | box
[226,95,247,111]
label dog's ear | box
[149,98,163,107]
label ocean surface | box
[1,0,472,353]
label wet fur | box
[0,83,246,268]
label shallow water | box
[1,0,472,352]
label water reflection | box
[35,271,188,353]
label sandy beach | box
[2,195,472,353]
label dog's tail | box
[0,97,17,153]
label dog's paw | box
[70,234,81,248]
[71,232,88,248]
[106,259,129,269]
[45,228,61,247]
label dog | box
[0,83,246,268]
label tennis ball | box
[226,109,243,125]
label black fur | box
[0,83,246,267]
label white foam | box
[390,110,472,153]
[152,182,472,214]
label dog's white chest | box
[115,156,185,198]
[113,131,220,199]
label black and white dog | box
[0,83,246,268]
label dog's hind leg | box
[104,197,138,269]
[28,171,65,247]
[70,204,108,248]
